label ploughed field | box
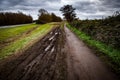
[0,27,67,80]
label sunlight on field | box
[0,23,55,59]
[0,24,38,42]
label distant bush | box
[37,9,62,24]
[0,12,33,26]
[51,13,62,22]
[102,11,120,27]
[70,11,120,49]
[37,13,52,24]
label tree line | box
[37,9,62,24]
[0,9,62,26]
[0,12,33,26]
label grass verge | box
[0,23,54,59]
[67,23,120,74]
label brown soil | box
[0,25,119,80]
[64,26,118,80]
[0,27,67,80]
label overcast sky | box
[0,0,120,20]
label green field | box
[0,23,55,59]
[0,24,38,43]
[67,23,120,73]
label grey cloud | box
[0,0,25,10]
[0,0,120,20]
[74,1,97,14]
[0,0,23,6]
[0,0,59,10]
[100,0,120,8]
[100,0,120,10]
[72,0,120,19]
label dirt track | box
[0,25,119,80]
[0,27,67,80]
[64,26,118,80]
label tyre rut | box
[0,26,67,80]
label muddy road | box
[0,25,119,80]
[0,27,67,80]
